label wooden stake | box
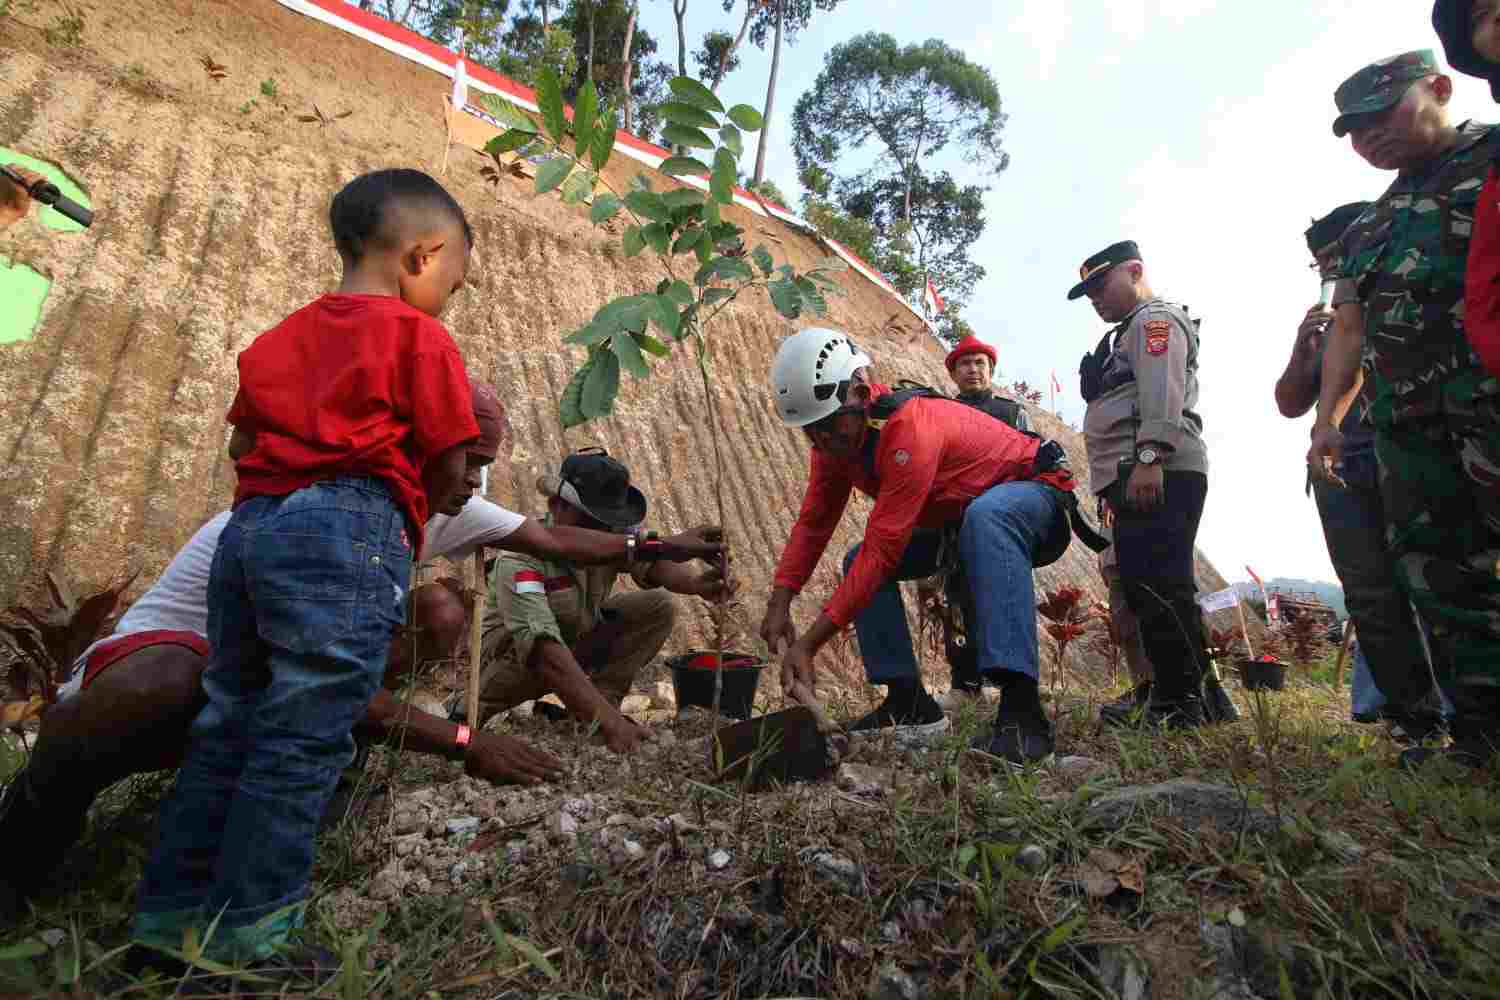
[467,549,486,728]
[442,97,454,175]
[1235,596,1256,661]
[1332,621,1355,692]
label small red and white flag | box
[921,277,945,317]
[451,57,468,110]
[1050,371,1062,396]
[512,569,545,595]
[1246,566,1263,587]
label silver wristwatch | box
[1136,446,1160,466]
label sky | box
[620,0,1486,586]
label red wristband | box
[454,724,472,752]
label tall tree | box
[706,0,756,92]
[672,0,688,76]
[619,1,638,131]
[791,33,1009,221]
[742,0,842,184]
[694,30,743,87]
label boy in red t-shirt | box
[1434,0,1500,377]
[130,169,480,979]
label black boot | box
[971,673,1054,764]
[0,768,91,915]
[1099,680,1152,727]
[1399,688,1499,772]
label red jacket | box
[773,386,1044,627]
[1464,167,1500,379]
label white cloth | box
[57,499,526,699]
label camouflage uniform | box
[1332,91,1500,696]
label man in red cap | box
[0,380,724,917]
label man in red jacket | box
[760,328,1082,764]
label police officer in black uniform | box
[1072,241,1235,728]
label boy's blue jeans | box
[133,477,411,960]
[843,482,1059,685]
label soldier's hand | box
[1307,422,1346,485]
[1124,462,1164,512]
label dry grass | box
[3,668,1499,999]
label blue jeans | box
[844,482,1059,685]
[133,477,411,960]
[1349,637,1455,719]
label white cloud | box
[1005,0,1070,81]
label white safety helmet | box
[770,327,872,427]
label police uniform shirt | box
[1081,297,1208,494]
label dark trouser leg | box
[1,647,206,901]
[1313,451,1432,708]
[843,532,945,685]
[944,575,982,693]
[1110,471,1209,704]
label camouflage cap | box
[1332,50,1440,137]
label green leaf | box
[751,244,774,276]
[479,93,539,133]
[536,66,567,144]
[622,225,646,258]
[485,128,535,156]
[629,172,654,193]
[560,356,592,428]
[695,256,754,286]
[0,938,47,961]
[768,278,802,319]
[711,148,736,205]
[611,330,649,378]
[573,75,598,157]
[676,302,699,340]
[703,197,722,228]
[591,104,617,171]
[581,349,620,419]
[590,194,622,224]
[673,228,704,254]
[595,294,653,333]
[796,275,828,316]
[503,934,560,982]
[718,123,743,159]
[533,157,573,194]
[668,76,726,114]
[957,844,978,871]
[642,222,672,255]
[648,296,681,340]
[625,189,671,223]
[662,188,706,210]
[659,101,721,130]
[636,332,671,357]
[703,287,735,305]
[660,155,712,177]
[726,103,764,131]
[1038,913,1085,955]
[662,124,715,149]
[564,323,613,346]
[662,280,694,306]
[560,168,594,205]
[695,237,714,266]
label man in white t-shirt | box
[1,382,724,914]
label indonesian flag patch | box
[1144,318,1171,355]
[512,570,545,595]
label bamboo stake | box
[1332,621,1355,692]
[467,549,486,728]
[442,97,454,175]
[1234,595,1256,661]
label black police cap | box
[1067,240,1141,301]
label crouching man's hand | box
[464,731,566,785]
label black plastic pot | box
[1236,657,1287,692]
[668,650,764,720]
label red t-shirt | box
[772,387,1043,627]
[1463,166,1500,380]
[227,294,480,554]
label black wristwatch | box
[1136,446,1160,466]
[628,529,665,563]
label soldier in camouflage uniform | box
[1311,50,1500,769]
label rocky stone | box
[798,847,868,896]
[665,812,698,834]
[404,694,449,719]
[1052,755,1104,777]
[391,810,425,836]
[1317,829,1364,864]
[707,849,732,871]
[655,681,676,704]
[368,863,408,902]
[1015,844,1048,873]
[837,763,892,797]
[445,816,481,836]
[880,920,904,943]
[393,834,423,857]
[449,860,470,881]
[1083,780,1281,837]
[547,811,579,840]
[870,962,921,1000]
[560,797,594,822]
[1097,944,1151,1000]
[501,843,530,866]
[623,839,646,861]
[620,694,653,715]
[603,812,635,828]
[1200,916,1317,1000]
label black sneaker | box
[848,689,949,747]
[1399,721,1496,772]
[1203,676,1239,724]
[970,706,1055,764]
[1383,706,1447,745]
[1139,695,1207,731]
[1098,681,1152,728]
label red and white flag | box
[1246,566,1263,587]
[922,277,945,317]
[1050,371,1062,396]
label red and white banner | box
[1050,371,1062,396]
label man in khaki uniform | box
[1073,240,1234,728]
[474,449,730,754]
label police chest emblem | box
[893,449,910,466]
[1143,319,1171,355]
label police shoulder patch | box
[1143,318,1171,355]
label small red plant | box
[1037,586,1096,699]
